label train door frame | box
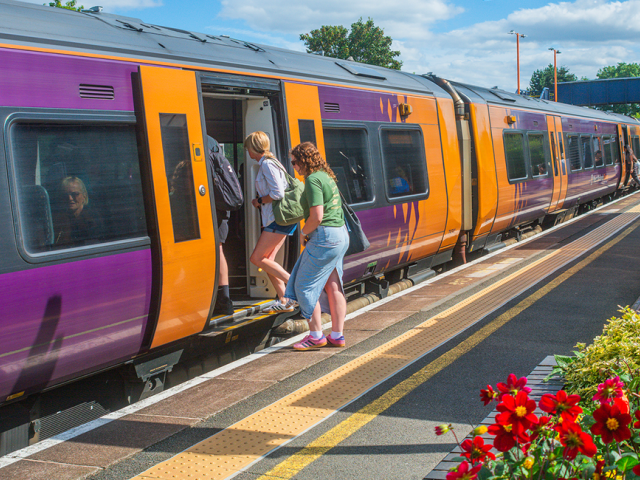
[198,73,296,300]
[135,66,217,349]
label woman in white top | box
[245,131,297,313]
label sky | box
[18,0,640,91]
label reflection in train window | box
[566,134,581,172]
[581,135,594,169]
[380,129,428,198]
[160,113,200,243]
[323,128,373,204]
[605,136,619,165]
[529,133,547,177]
[504,132,527,181]
[593,136,604,167]
[9,122,147,254]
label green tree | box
[596,62,640,117]
[300,18,402,70]
[527,64,577,100]
[47,0,83,11]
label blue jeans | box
[285,225,349,319]
[263,221,297,235]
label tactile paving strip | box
[131,209,640,480]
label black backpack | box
[207,136,244,211]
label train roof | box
[451,81,640,125]
[0,0,451,98]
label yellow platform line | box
[257,218,640,480]
[130,212,640,480]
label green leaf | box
[617,453,639,472]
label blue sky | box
[20,0,640,91]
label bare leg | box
[307,302,322,332]
[250,232,289,299]
[324,268,346,333]
[218,244,229,286]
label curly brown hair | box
[290,142,336,181]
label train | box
[1,0,639,443]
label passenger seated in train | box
[537,163,546,175]
[388,165,412,196]
[53,176,102,247]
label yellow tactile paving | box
[131,205,640,480]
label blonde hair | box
[244,131,275,159]
[61,176,89,206]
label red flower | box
[529,415,551,442]
[556,420,597,459]
[435,424,451,436]
[446,460,481,480]
[633,464,640,476]
[539,390,582,421]
[496,391,538,437]
[460,436,496,463]
[480,385,498,405]
[592,376,624,404]
[488,422,528,452]
[634,410,640,429]
[496,373,531,400]
[590,402,632,444]
[614,394,630,415]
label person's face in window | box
[64,181,85,216]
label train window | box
[593,137,604,167]
[581,136,593,169]
[380,129,428,198]
[504,132,527,181]
[608,137,620,165]
[9,123,147,254]
[633,137,640,159]
[528,134,547,177]
[549,134,559,176]
[160,114,200,242]
[566,134,581,172]
[323,128,373,204]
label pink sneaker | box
[293,335,327,351]
[326,335,345,347]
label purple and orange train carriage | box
[0,0,638,424]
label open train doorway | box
[200,75,292,308]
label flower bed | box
[427,306,640,480]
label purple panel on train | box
[0,47,137,110]
[318,85,406,122]
[562,117,618,135]
[0,249,152,398]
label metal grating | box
[323,102,340,113]
[130,208,640,480]
[78,84,115,100]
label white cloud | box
[405,0,640,90]
[218,0,461,41]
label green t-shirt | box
[301,171,344,227]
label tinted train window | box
[528,134,547,177]
[160,114,200,242]
[581,136,593,169]
[10,123,147,254]
[593,137,604,167]
[323,128,373,204]
[608,137,620,165]
[504,132,527,181]
[633,137,640,159]
[380,129,428,198]
[566,135,581,171]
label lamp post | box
[508,30,526,94]
[548,48,561,102]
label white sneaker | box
[264,299,295,314]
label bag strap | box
[265,158,296,185]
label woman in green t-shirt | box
[284,142,350,350]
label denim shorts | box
[284,225,349,319]
[263,221,297,236]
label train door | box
[619,124,628,188]
[199,75,287,300]
[547,115,567,212]
[137,66,217,348]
